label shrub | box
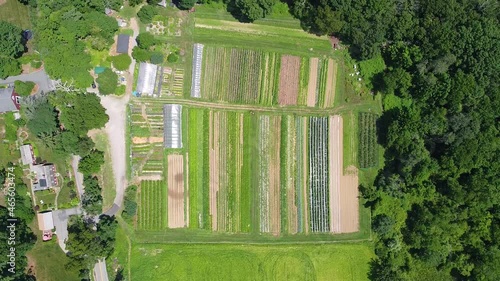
[30,60,42,69]
[14,80,36,97]
[150,52,163,65]
[132,46,151,62]
[136,32,157,49]
[137,5,158,24]
[111,54,132,71]
[96,68,118,95]
[167,53,179,63]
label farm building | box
[190,43,204,98]
[20,144,35,165]
[116,34,130,54]
[163,104,182,148]
[136,62,162,96]
[0,87,20,114]
[37,211,54,231]
[31,164,58,191]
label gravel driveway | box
[0,69,55,94]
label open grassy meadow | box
[130,242,373,281]
[0,0,31,29]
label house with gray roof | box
[0,87,20,113]
[116,34,130,54]
[31,164,58,191]
[20,144,35,165]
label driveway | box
[0,69,55,94]
[93,259,110,281]
[71,155,85,199]
[52,207,82,253]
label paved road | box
[0,69,55,94]
[52,207,82,253]
[71,155,85,199]
[93,259,110,281]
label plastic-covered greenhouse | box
[163,104,182,148]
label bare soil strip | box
[132,137,163,144]
[340,166,359,233]
[302,117,309,234]
[278,55,301,105]
[329,116,342,233]
[268,116,281,235]
[167,154,185,228]
[307,58,319,107]
[323,59,338,108]
[209,111,219,231]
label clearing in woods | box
[278,55,301,105]
[167,154,186,228]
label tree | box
[233,0,275,22]
[177,0,196,10]
[167,53,179,63]
[57,92,109,136]
[81,176,102,215]
[150,52,163,64]
[78,149,104,175]
[0,21,24,58]
[132,46,151,62]
[14,80,35,97]
[55,130,94,156]
[0,57,21,79]
[129,0,143,6]
[111,54,132,71]
[26,101,59,136]
[147,0,160,4]
[136,32,157,49]
[137,5,158,24]
[96,68,118,95]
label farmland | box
[129,242,373,281]
[129,104,367,241]
[192,45,340,108]
[358,112,378,168]
[138,180,167,230]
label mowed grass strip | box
[130,243,373,281]
[0,0,31,29]
[194,17,332,56]
[187,108,205,229]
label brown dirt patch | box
[268,116,281,235]
[209,111,220,231]
[340,166,359,233]
[329,115,342,233]
[278,55,300,106]
[132,136,163,144]
[328,116,359,233]
[0,0,6,5]
[307,58,319,107]
[167,154,185,228]
[109,35,118,56]
[323,59,338,108]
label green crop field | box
[130,242,373,281]
[137,180,167,230]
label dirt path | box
[324,59,338,108]
[329,115,342,233]
[307,58,319,107]
[167,154,185,228]
[278,56,300,105]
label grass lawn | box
[0,0,31,29]
[27,230,80,281]
[93,131,116,211]
[130,242,373,281]
[34,189,56,210]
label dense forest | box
[285,0,499,280]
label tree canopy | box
[96,68,118,95]
[78,149,105,175]
[0,21,24,58]
[14,80,35,97]
[137,5,158,24]
[136,32,157,49]
[111,54,132,71]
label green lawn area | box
[34,189,56,210]
[130,242,373,281]
[27,234,80,281]
[93,131,116,211]
[0,0,31,29]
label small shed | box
[116,34,130,54]
[37,211,54,231]
[20,144,35,166]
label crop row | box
[138,180,167,230]
[358,112,378,168]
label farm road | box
[140,97,360,115]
